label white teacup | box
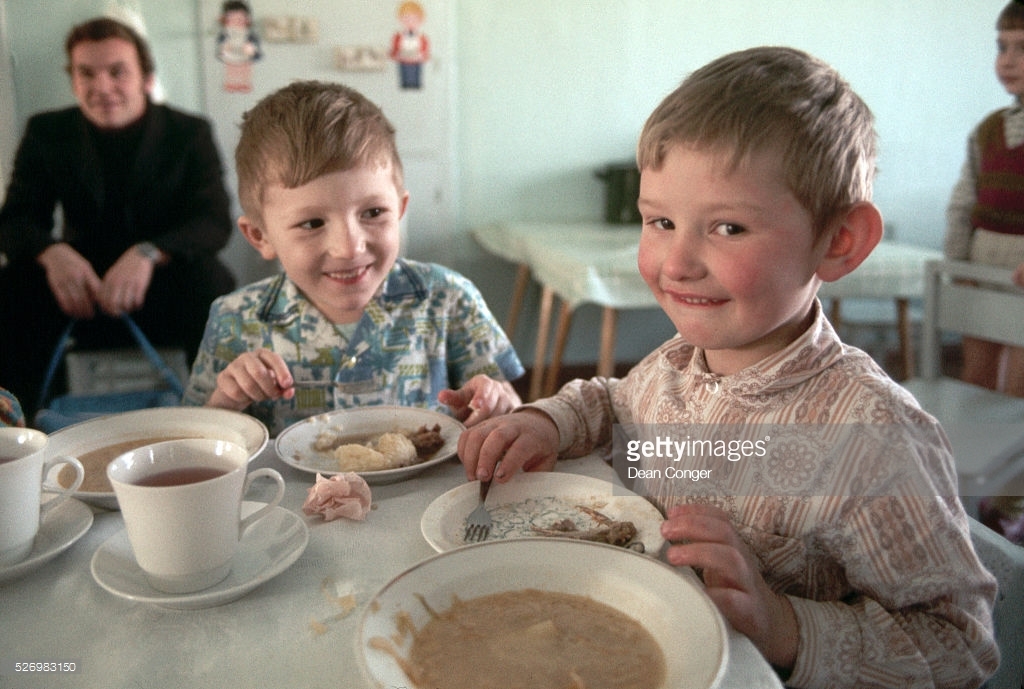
[0,427,85,566]
[107,438,286,594]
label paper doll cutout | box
[217,1,261,93]
[390,2,429,89]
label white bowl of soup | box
[46,407,269,509]
[358,538,728,689]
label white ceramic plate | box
[358,538,728,689]
[0,498,93,584]
[45,407,269,509]
[421,471,665,553]
[90,502,308,609]
[274,406,462,485]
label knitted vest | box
[971,110,1024,235]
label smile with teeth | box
[672,293,726,306]
[326,266,369,281]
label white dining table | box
[1,445,782,689]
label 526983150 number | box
[14,662,78,673]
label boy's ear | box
[815,202,883,283]
[398,190,410,219]
[238,216,278,260]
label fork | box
[463,477,494,543]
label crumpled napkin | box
[302,472,372,521]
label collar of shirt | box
[662,300,846,398]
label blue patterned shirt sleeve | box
[183,259,523,435]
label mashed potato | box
[331,432,418,472]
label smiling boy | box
[183,81,523,435]
[457,48,998,688]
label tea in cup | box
[0,427,85,566]
[107,438,286,594]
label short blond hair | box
[235,80,403,220]
[637,47,876,239]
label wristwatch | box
[134,241,163,263]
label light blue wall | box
[453,1,1010,365]
[2,1,1012,366]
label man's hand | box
[37,243,102,319]
[97,245,159,316]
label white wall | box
[1,1,1012,366]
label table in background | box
[818,241,943,379]
[473,222,942,398]
[0,449,781,689]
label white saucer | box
[90,502,309,609]
[0,498,94,585]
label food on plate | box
[59,436,186,493]
[407,424,444,458]
[531,505,641,550]
[331,432,417,472]
[310,424,447,472]
[369,588,666,689]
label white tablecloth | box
[1,448,782,689]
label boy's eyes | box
[644,218,746,236]
[294,208,389,229]
[362,207,387,220]
[646,217,675,231]
[712,222,745,236]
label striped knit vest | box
[971,110,1024,235]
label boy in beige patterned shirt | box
[458,47,998,688]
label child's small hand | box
[438,375,522,427]
[661,503,799,670]
[456,409,559,483]
[207,348,296,411]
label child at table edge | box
[457,47,998,689]
[183,81,523,436]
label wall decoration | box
[261,16,320,44]
[216,1,262,93]
[334,45,388,72]
[389,2,429,89]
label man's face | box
[69,37,152,130]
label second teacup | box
[0,427,84,566]
[107,438,285,594]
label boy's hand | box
[207,349,296,411]
[438,375,522,427]
[456,409,559,483]
[661,503,799,671]
[1013,261,1024,288]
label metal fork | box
[463,477,493,543]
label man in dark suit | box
[0,17,235,418]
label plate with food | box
[274,406,462,484]
[421,471,665,553]
[359,538,728,689]
[45,407,269,510]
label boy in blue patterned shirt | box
[183,81,523,435]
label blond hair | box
[637,46,876,238]
[235,81,403,220]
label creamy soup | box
[371,588,666,689]
[59,436,186,493]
